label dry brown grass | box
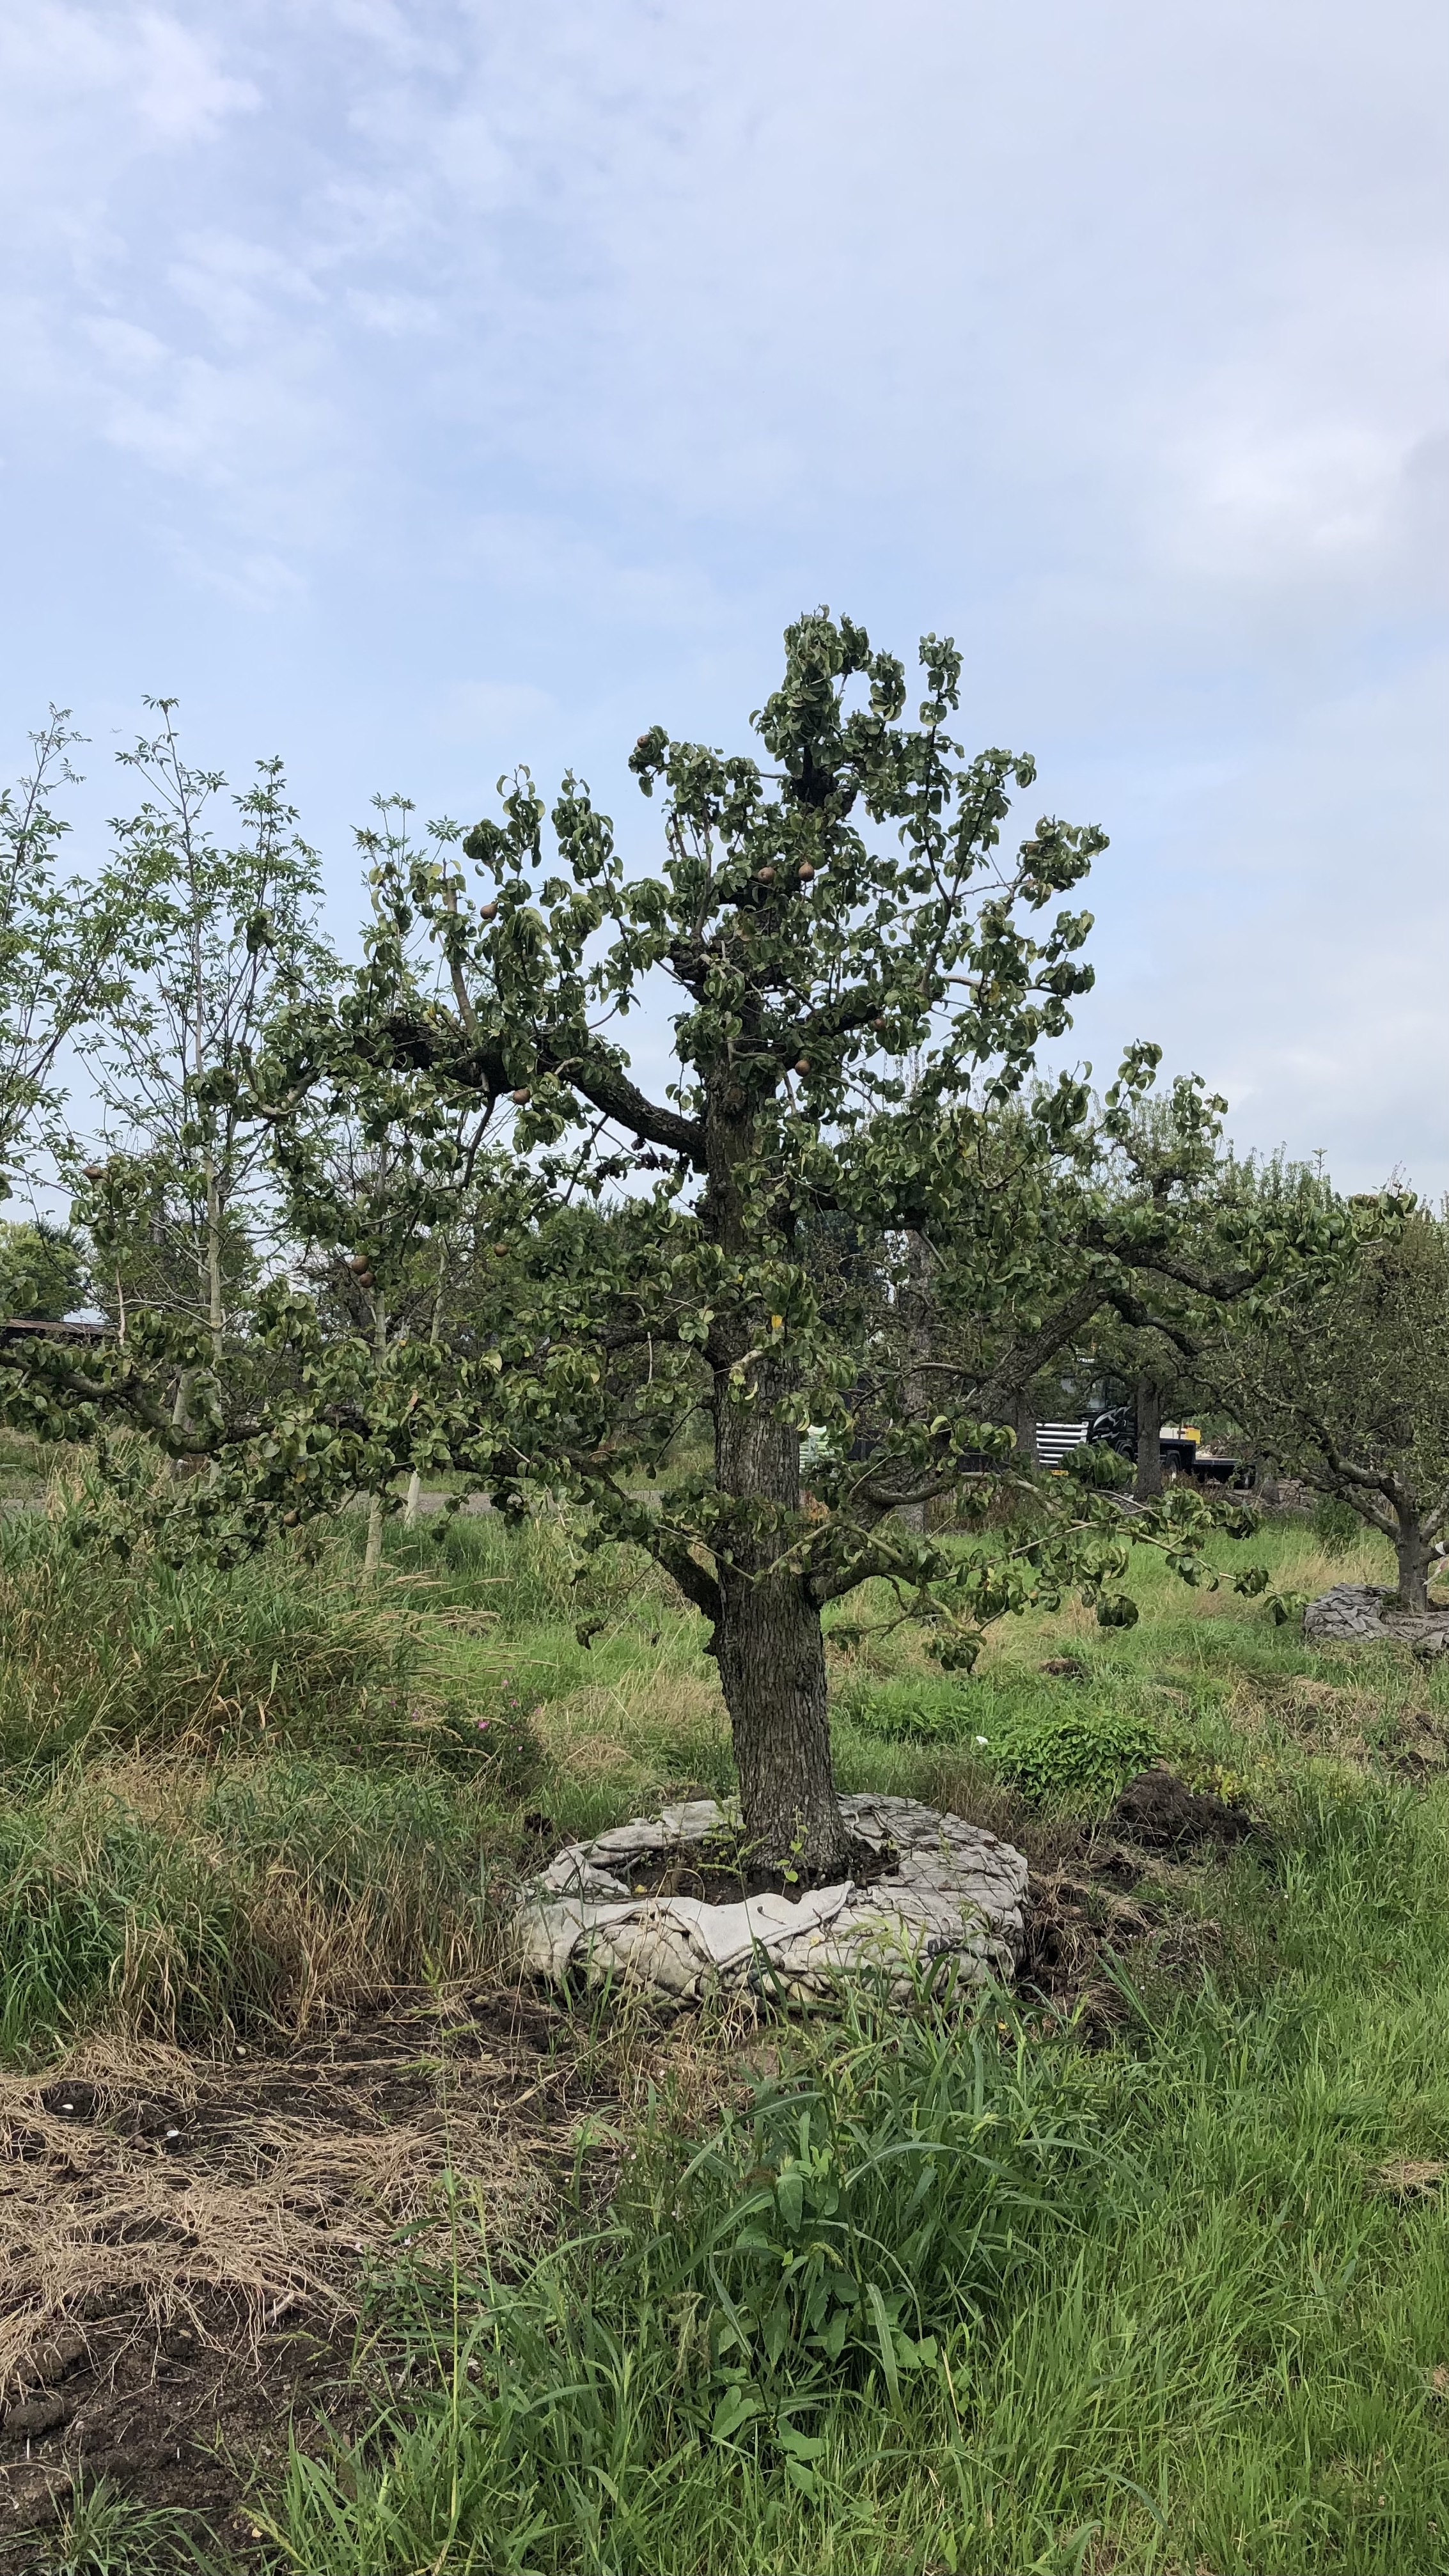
[0,1994,590,2396]
[535,1667,728,1796]
[1223,1669,1449,1780]
[0,1965,779,2411]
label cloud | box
[0,0,1443,1190]
[130,8,260,140]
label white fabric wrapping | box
[515,1793,1028,2001]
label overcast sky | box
[3,0,1446,1189]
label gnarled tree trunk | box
[1393,1512,1432,1614]
[716,1563,840,1875]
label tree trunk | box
[716,1564,842,1877]
[895,1230,935,1531]
[402,1267,444,1534]
[712,1354,845,1878]
[1394,1515,1432,1614]
[204,1157,224,1367]
[1134,1376,1164,1501]
[1012,1390,1038,1467]
[168,1367,194,1483]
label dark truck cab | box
[1085,1405,1252,1487]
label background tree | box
[72,707,330,1370]
[0,1219,84,1322]
[892,1070,1267,1501]
[1218,1190,1443,1611]
[275,1084,501,1575]
[0,712,154,1199]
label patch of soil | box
[1019,1841,1168,2036]
[1110,1766,1259,1855]
[1019,1804,1235,2039]
[625,1829,898,1906]
[0,2295,350,2573]
[0,1987,623,2572]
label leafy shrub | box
[653,2009,1095,2401]
[976,1704,1162,1809]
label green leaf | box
[710,2383,762,2446]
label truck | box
[1035,1410,1252,1487]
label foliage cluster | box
[973,1702,1163,1809]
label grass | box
[7,1485,1449,2569]
[262,1774,1449,2575]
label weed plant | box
[265,1988,1103,2574]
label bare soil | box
[626,1828,898,1905]
[0,1987,622,2570]
[1019,1767,1253,2035]
[1110,1766,1259,1854]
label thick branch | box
[382,1009,707,1167]
[971,1277,1107,1419]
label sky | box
[1,0,1446,1190]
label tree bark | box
[1394,1513,1432,1614]
[712,1352,845,1878]
[716,1560,841,1876]
[894,1230,935,1532]
[1012,1390,1038,1468]
[1134,1376,1164,1501]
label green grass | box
[263,1773,1449,2573]
[8,1495,1449,2568]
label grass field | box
[4,1479,1449,2574]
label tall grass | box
[265,1990,1104,2575]
[0,1754,506,2060]
[264,1771,1449,2573]
[0,1511,416,1768]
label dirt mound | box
[1019,1829,1225,2039]
[1111,1767,1258,1854]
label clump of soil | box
[1110,1767,1258,1855]
[625,1829,898,1906]
[1019,1830,1226,2037]
[1021,1867,1162,2037]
